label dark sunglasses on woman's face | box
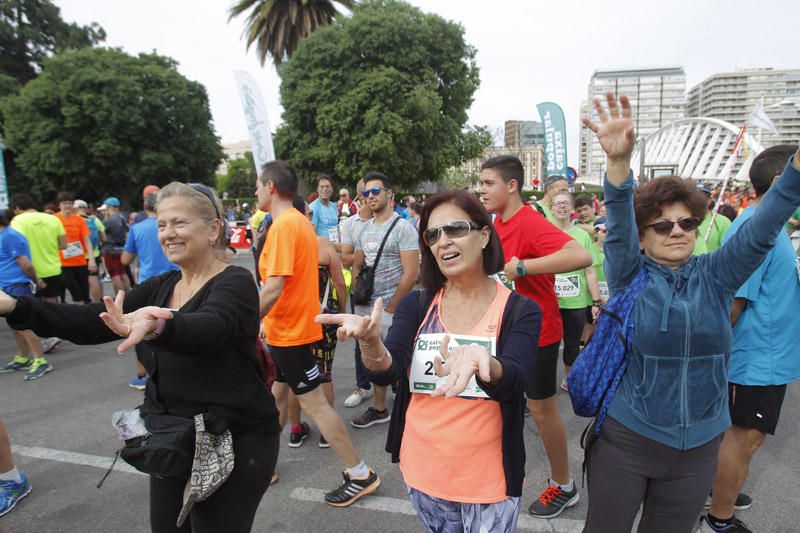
[423,220,484,247]
[361,187,386,197]
[646,216,701,236]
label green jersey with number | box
[555,226,598,309]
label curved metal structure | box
[631,117,764,182]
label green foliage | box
[274,0,488,190]
[0,0,105,85]
[217,151,258,198]
[229,0,355,68]
[1,47,223,205]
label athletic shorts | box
[311,323,338,384]
[728,382,787,435]
[526,341,560,400]
[102,252,126,277]
[2,282,35,298]
[61,265,90,303]
[36,274,64,299]
[268,343,321,395]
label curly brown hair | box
[633,176,707,233]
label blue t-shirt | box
[723,205,800,386]
[0,227,33,287]
[123,217,178,283]
[309,199,339,239]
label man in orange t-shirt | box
[55,192,96,303]
[256,160,380,508]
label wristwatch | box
[516,259,527,277]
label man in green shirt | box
[693,183,732,255]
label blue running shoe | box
[0,473,32,517]
[128,374,147,391]
[24,359,52,381]
[0,356,31,373]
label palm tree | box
[229,0,355,68]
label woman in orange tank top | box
[318,190,541,532]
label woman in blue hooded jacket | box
[580,93,800,533]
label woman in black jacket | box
[0,182,280,533]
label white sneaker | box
[42,337,61,354]
[344,387,373,408]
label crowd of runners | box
[0,92,799,533]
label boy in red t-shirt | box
[479,155,591,519]
[55,192,96,304]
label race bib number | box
[328,227,340,243]
[555,275,580,298]
[491,272,515,291]
[63,241,83,259]
[599,281,609,302]
[409,333,495,399]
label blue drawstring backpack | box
[568,267,649,435]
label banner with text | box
[536,102,568,179]
[234,70,275,176]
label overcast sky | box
[58,0,797,167]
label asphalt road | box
[1,254,798,532]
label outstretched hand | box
[582,92,636,162]
[431,335,492,399]
[315,297,383,342]
[99,290,174,353]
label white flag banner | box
[748,104,779,134]
[234,70,275,175]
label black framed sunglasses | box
[361,187,386,197]
[645,216,700,236]
[423,220,484,246]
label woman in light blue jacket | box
[580,93,800,533]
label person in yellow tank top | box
[319,190,541,532]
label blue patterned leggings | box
[407,486,521,533]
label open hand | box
[99,290,173,353]
[431,335,492,398]
[315,297,383,342]
[582,92,636,162]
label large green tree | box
[217,151,257,198]
[229,0,355,68]
[0,0,105,93]
[1,47,222,205]
[274,0,491,190]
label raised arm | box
[703,152,800,293]
[582,93,643,290]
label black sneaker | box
[528,480,579,519]
[705,492,752,511]
[319,435,330,448]
[288,422,310,448]
[699,513,752,532]
[324,470,381,507]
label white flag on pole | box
[747,104,779,134]
[233,71,275,176]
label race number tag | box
[409,333,495,399]
[63,241,83,259]
[491,272,515,291]
[599,281,609,302]
[555,275,580,298]
[328,227,340,243]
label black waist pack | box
[120,413,195,478]
[351,265,375,305]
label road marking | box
[289,488,585,532]
[11,445,145,476]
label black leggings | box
[585,417,720,533]
[150,431,279,533]
[560,307,587,366]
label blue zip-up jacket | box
[604,157,800,450]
